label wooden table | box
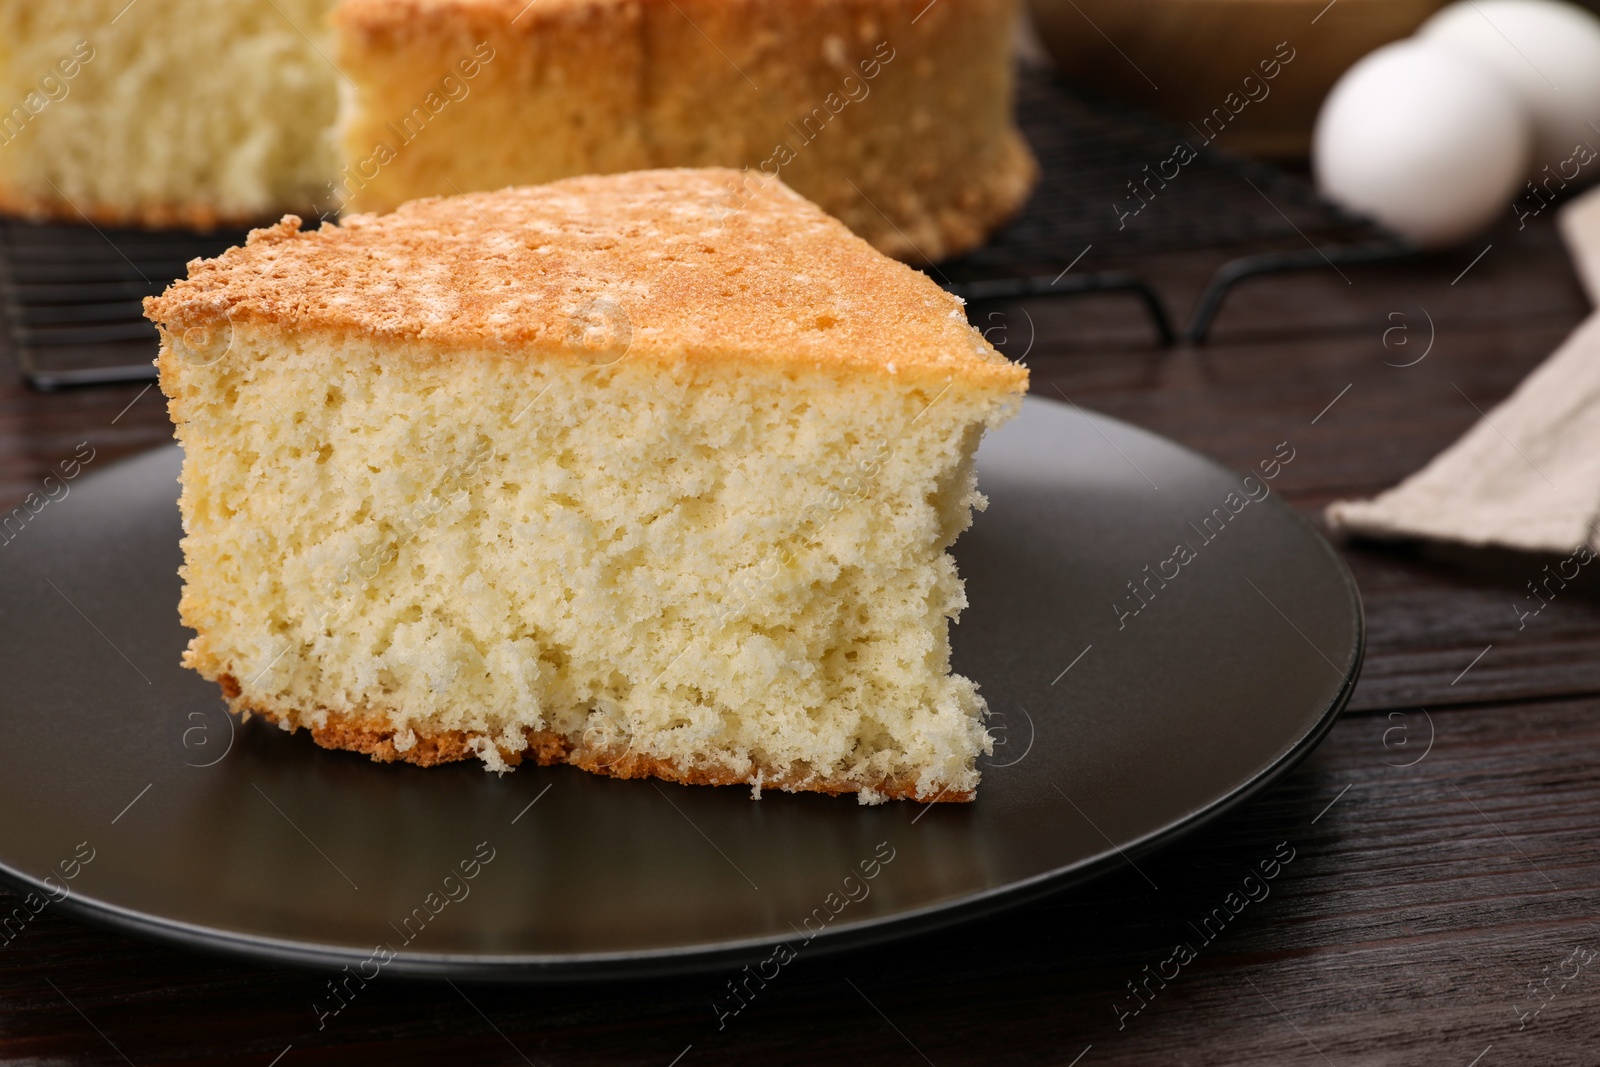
[2,208,1597,1065]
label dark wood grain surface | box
[4,200,1599,1065]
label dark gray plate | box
[0,396,1361,979]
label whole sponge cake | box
[0,0,1033,260]
[148,169,1027,802]
[0,0,340,228]
[331,0,1036,262]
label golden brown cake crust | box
[332,0,1035,263]
[143,169,1025,390]
[220,676,972,803]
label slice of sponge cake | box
[148,168,1027,802]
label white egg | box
[1313,39,1530,249]
[1422,0,1600,177]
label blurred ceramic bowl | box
[1027,0,1448,158]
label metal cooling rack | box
[0,221,246,389]
[937,71,1414,342]
[1,71,1411,389]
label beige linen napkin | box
[1562,187,1600,304]
[1325,188,1600,553]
